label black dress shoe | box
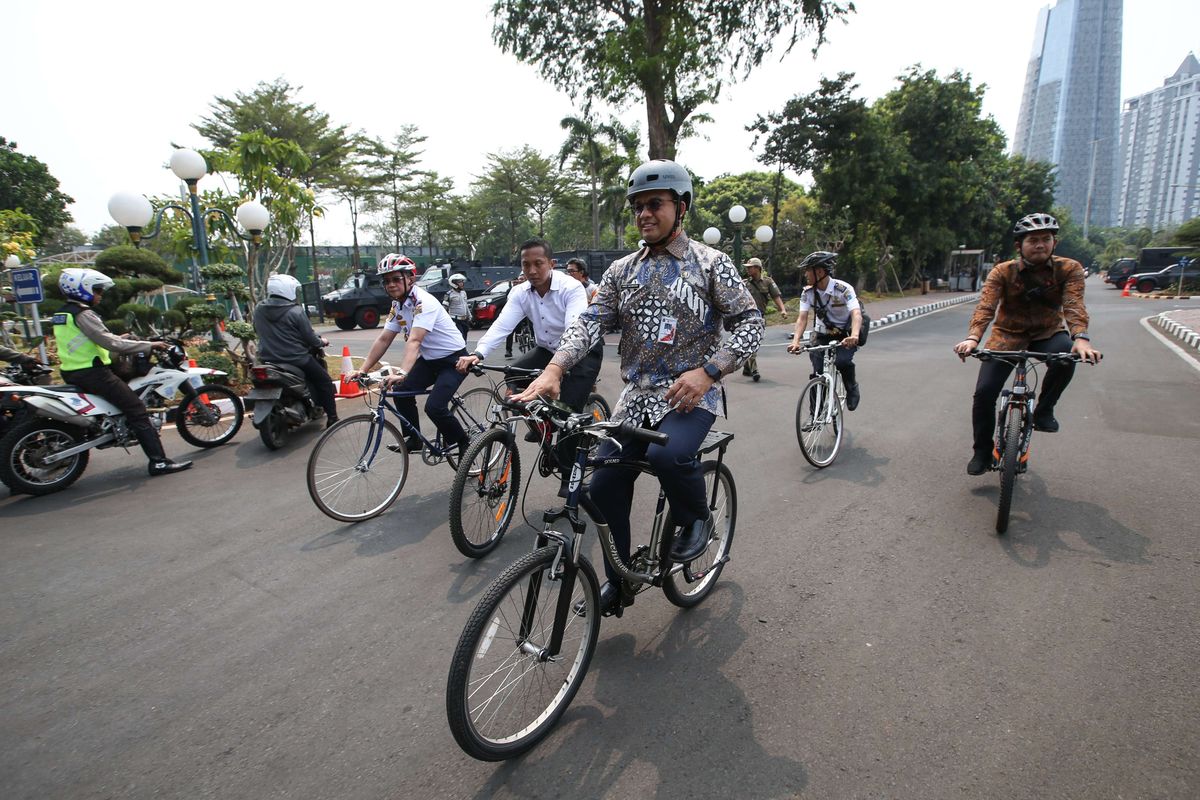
[325,415,339,430]
[1032,410,1059,432]
[148,459,193,477]
[388,436,424,454]
[670,517,713,562]
[752,372,761,383]
[967,451,992,476]
[574,581,622,618]
[845,382,861,411]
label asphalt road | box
[2,279,1198,799]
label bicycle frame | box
[525,417,733,658]
[994,360,1035,469]
[352,384,485,467]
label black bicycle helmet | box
[1012,212,1059,238]
[799,251,837,275]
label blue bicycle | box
[305,375,497,522]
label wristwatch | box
[1072,332,1091,341]
[702,363,721,380]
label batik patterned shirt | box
[967,257,1089,349]
[551,231,764,424]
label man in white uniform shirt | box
[350,253,470,452]
[787,251,863,410]
[457,238,602,463]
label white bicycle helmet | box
[377,253,418,276]
[59,268,115,304]
[1012,213,1059,238]
[266,273,301,301]
[449,273,466,285]
[626,159,693,207]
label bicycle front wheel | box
[306,414,409,522]
[458,386,501,444]
[662,460,737,607]
[446,547,601,761]
[796,376,842,467]
[448,428,522,558]
[996,405,1023,534]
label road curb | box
[1151,312,1200,353]
[869,293,979,331]
[1126,293,1199,300]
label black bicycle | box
[968,349,1083,533]
[445,397,736,761]
[305,375,498,522]
[447,364,610,559]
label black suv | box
[1105,258,1138,288]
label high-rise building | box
[1116,54,1200,229]
[1012,0,1123,228]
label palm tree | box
[559,111,640,249]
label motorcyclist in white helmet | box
[442,272,471,338]
[52,268,192,476]
[252,273,338,428]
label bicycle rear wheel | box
[449,428,522,558]
[996,405,1023,534]
[306,414,409,522]
[662,460,737,607]
[446,547,600,761]
[796,376,842,467]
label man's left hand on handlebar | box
[455,354,480,374]
[511,366,562,402]
[1072,338,1102,364]
[840,334,859,348]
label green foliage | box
[200,262,250,301]
[361,128,428,253]
[1172,218,1200,255]
[1,208,39,263]
[0,137,74,244]
[492,1,853,160]
[162,309,187,333]
[115,302,162,336]
[194,352,235,377]
[94,245,180,282]
[105,318,129,335]
[226,320,257,342]
[38,224,88,257]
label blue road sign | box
[11,268,44,303]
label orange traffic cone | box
[1121,278,1133,297]
[187,358,211,404]
[336,346,365,398]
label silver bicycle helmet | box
[626,159,693,207]
[1012,213,1059,238]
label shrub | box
[194,352,234,382]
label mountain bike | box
[968,349,1082,533]
[305,375,498,522]
[447,364,611,558]
[793,339,847,467]
[446,397,736,761]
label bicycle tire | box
[446,546,600,761]
[175,384,244,448]
[514,319,536,355]
[996,405,1022,534]
[448,428,522,558]
[795,376,842,467]
[458,386,500,444]
[662,460,737,607]
[306,414,409,522]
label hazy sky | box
[3,0,1196,245]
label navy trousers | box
[393,349,469,446]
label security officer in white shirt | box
[787,251,863,410]
[349,253,469,452]
[457,238,603,458]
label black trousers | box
[509,343,604,468]
[392,349,469,447]
[294,355,338,419]
[61,364,166,461]
[808,333,857,388]
[971,331,1075,453]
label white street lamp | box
[4,254,20,270]
[727,205,747,224]
[755,225,774,244]
[702,227,722,246]
[169,148,208,182]
[235,200,270,238]
[107,192,154,233]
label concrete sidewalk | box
[766,289,979,336]
[1150,307,1200,353]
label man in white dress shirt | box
[457,238,603,463]
[349,253,470,452]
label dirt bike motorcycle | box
[0,359,54,439]
[0,343,244,495]
[245,346,330,450]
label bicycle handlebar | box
[498,395,671,447]
[468,363,543,379]
[969,349,1081,364]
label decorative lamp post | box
[4,254,19,270]
[702,204,773,270]
[108,149,269,293]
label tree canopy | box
[492,0,853,160]
[0,137,74,245]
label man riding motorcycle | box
[252,273,338,428]
[52,268,192,476]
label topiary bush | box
[194,352,235,383]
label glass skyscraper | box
[1012,0,1123,228]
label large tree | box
[492,0,853,160]
[362,128,427,254]
[0,137,74,245]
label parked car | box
[1127,262,1200,294]
[1105,258,1138,288]
[470,279,516,328]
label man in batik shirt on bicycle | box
[348,253,470,454]
[953,213,1101,476]
[514,159,764,615]
[787,251,863,410]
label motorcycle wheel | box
[0,418,90,495]
[259,410,288,450]
[176,384,244,448]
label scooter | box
[245,347,330,450]
[0,342,244,495]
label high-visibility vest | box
[53,304,111,371]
